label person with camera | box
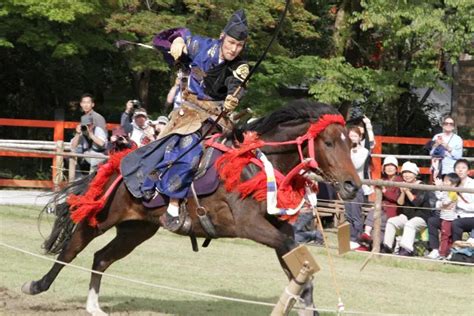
[165,72,186,110]
[120,99,141,135]
[430,116,463,178]
[109,127,135,154]
[70,115,108,177]
[79,93,106,132]
[129,108,156,147]
[151,115,169,137]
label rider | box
[143,9,250,229]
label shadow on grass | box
[66,290,324,315]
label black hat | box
[223,9,248,41]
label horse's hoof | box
[21,281,38,295]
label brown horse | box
[22,100,361,316]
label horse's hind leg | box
[22,221,99,295]
[86,220,158,316]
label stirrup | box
[159,212,182,232]
[143,189,158,201]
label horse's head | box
[313,122,361,200]
[236,99,361,201]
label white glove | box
[224,95,239,112]
[169,37,187,61]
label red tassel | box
[68,148,133,226]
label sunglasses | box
[443,122,454,126]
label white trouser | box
[383,214,427,252]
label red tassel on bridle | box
[213,114,345,222]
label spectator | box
[151,115,169,137]
[165,71,186,110]
[358,156,402,250]
[451,159,474,243]
[79,93,106,132]
[293,205,323,244]
[429,116,463,178]
[129,108,156,147]
[345,126,371,249]
[382,161,432,256]
[108,127,135,154]
[70,114,107,176]
[426,173,462,259]
[359,115,376,151]
[120,100,140,135]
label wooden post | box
[271,261,314,316]
[68,157,77,183]
[53,140,64,191]
[372,187,383,253]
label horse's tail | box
[41,172,96,255]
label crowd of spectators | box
[292,114,473,263]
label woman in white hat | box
[382,161,432,256]
[358,156,402,250]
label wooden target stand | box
[271,245,319,316]
[271,223,351,315]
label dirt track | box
[0,287,85,315]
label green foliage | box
[0,0,472,137]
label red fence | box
[1,118,473,189]
[0,118,118,188]
[371,136,474,179]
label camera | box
[81,125,90,138]
[116,136,126,144]
[131,99,141,109]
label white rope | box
[0,240,407,315]
[0,241,344,314]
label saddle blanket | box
[142,147,222,208]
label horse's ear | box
[338,101,352,120]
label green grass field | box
[1,205,473,315]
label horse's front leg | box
[22,221,99,295]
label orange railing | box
[0,118,118,188]
[371,136,474,179]
[1,118,473,189]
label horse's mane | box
[231,99,340,141]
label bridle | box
[207,114,346,187]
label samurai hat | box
[223,9,248,41]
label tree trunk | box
[133,70,151,109]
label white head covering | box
[401,161,419,175]
[383,156,398,168]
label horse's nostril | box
[343,181,356,193]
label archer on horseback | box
[141,9,250,230]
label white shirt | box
[431,132,463,174]
[456,176,474,218]
[435,191,457,221]
[351,146,373,195]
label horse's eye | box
[324,141,333,147]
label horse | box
[22,99,361,316]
